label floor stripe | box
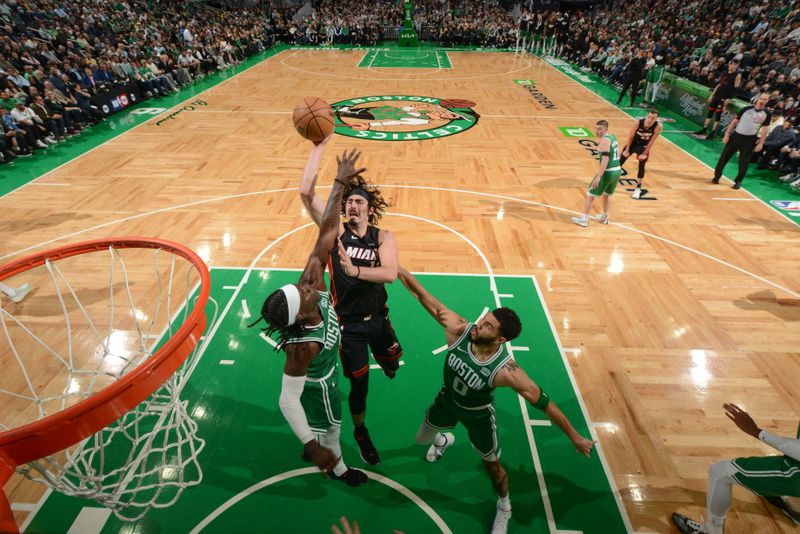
[6,184,794,301]
[530,276,634,533]
[66,507,112,534]
[509,345,529,352]
[10,503,36,512]
[188,468,453,534]
[260,332,278,348]
[369,361,406,370]
[528,419,553,427]
[563,348,581,354]
[219,360,235,365]
[280,48,533,82]
[241,299,251,319]
[497,293,514,298]
[18,480,51,531]
[222,285,238,290]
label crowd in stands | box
[412,0,517,48]
[298,0,516,48]
[0,0,298,166]
[3,0,800,188]
[521,0,800,189]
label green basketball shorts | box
[300,365,342,433]
[425,387,501,461]
[731,455,800,497]
[588,168,621,197]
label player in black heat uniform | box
[299,139,403,466]
[620,108,663,199]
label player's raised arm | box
[300,149,365,291]
[299,136,331,225]
[397,267,468,344]
[493,360,595,457]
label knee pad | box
[709,460,737,481]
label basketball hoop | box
[0,238,213,533]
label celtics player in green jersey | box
[397,267,595,534]
[571,119,621,227]
[256,149,368,487]
[673,403,800,534]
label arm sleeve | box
[278,373,314,445]
[759,430,800,462]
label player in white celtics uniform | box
[257,149,368,487]
[673,403,800,533]
[398,267,595,534]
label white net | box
[0,243,217,521]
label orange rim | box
[0,237,210,468]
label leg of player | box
[350,371,380,466]
[321,425,368,487]
[633,152,649,199]
[484,459,512,534]
[672,460,738,534]
[599,193,611,223]
[0,281,31,303]
[571,192,595,227]
[695,105,716,136]
[707,110,722,140]
[416,421,455,463]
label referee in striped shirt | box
[712,93,771,189]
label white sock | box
[332,459,347,476]
[434,432,447,447]
[498,494,511,512]
[707,514,724,534]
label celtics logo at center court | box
[332,95,479,141]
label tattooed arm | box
[493,359,595,457]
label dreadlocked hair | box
[259,289,306,351]
[341,174,390,226]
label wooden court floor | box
[1,48,799,533]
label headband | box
[280,284,301,326]
[349,187,371,202]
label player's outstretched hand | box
[724,403,762,438]
[337,239,358,278]
[573,435,596,458]
[335,149,366,184]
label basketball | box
[293,97,335,142]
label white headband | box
[280,284,301,326]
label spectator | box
[10,100,55,145]
[756,118,795,169]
